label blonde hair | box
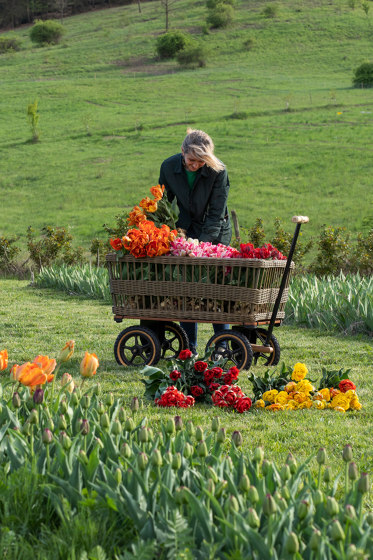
[182,128,225,172]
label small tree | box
[27,99,40,142]
[353,62,373,88]
[156,31,190,59]
[30,19,65,45]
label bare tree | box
[160,0,177,31]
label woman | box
[159,128,232,355]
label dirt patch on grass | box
[113,56,177,76]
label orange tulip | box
[150,184,165,201]
[80,351,99,378]
[0,349,8,371]
[128,206,147,226]
[58,340,75,363]
[17,362,48,387]
[10,363,19,381]
[139,197,157,213]
[33,355,57,376]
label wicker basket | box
[106,253,294,324]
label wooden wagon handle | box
[292,215,309,224]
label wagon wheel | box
[160,322,189,360]
[205,330,253,371]
[251,328,281,366]
[114,326,161,367]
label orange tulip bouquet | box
[109,185,179,258]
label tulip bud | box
[262,459,271,476]
[174,415,183,431]
[172,452,182,470]
[285,532,299,554]
[276,495,287,512]
[224,495,239,514]
[118,407,126,422]
[215,480,228,498]
[105,392,114,407]
[314,489,324,505]
[211,416,220,433]
[100,413,110,430]
[297,500,309,520]
[280,464,291,483]
[97,401,106,416]
[197,440,208,458]
[58,414,67,431]
[80,351,99,378]
[247,486,259,505]
[330,520,345,541]
[137,452,148,471]
[323,466,332,484]
[138,427,148,443]
[183,442,193,459]
[33,388,44,405]
[345,504,357,520]
[342,444,353,463]
[79,449,88,464]
[206,478,215,494]
[346,545,357,560]
[195,426,204,441]
[248,507,260,529]
[114,468,122,485]
[207,466,218,484]
[286,452,297,474]
[130,397,139,412]
[357,473,370,494]
[175,487,187,505]
[253,446,264,464]
[186,420,195,436]
[112,419,122,436]
[239,474,250,493]
[94,437,104,450]
[120,442,132,459]
[166,418,176,435]
[70,391,79,407]
[317,447,327,465]
[80,419,90,436]
[232,430,243,448]
[81,395,90,410]
[281,486,290,502]
[21,422,31,436]
[366,513,373,526]
[124,417,134,432]
[58,340,75,363]
[217,427,226,443]
[164,450,173,463]
[29,408,38,425]
[310,529,321,551]
[151,448,163,467]
[348,462,358,481]
[326,496,339,517]
[60,431,72,450]
[263,494,277,516]
[61,373,74,393]
[12,392,21,409]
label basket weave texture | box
[106,254,294,323]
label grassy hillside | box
[0,0,372,251]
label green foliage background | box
[0,0,372,253]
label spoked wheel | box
[233,327,281,366]
[114,326,161,367]
[205,330,253,371]
[160,322,189,360]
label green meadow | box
[0,0,372,252]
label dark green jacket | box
[159,153,232,245]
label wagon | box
[106,216,308,370]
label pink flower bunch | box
[170,237,240,258]
[239,243,287,260]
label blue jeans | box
[180,322,230,354]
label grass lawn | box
[1,278,372,480]
[0,0,372,258]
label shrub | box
[0,35,21,53]
[270,217,313,269]
[26,225,84,271]
[207,3,234,28]
[262,3,280,18]
[0,235,20,274]
[29,19,66,46]
[353,62,373,88]
[206,0,236,9]
[309,225,351,276]
[176,42,208,68]
[155,31,190,60]
[350,228,373,275]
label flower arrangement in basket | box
[141,349,252,413]
[249,363,362,412]
[109,185,179,258]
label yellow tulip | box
[58,340,75,363]
[80,351,99,378]
[0,349,8,371]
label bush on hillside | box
[155,31,190,60]
[353,62,373,88]
[207,3,234,28]
[206,0,236,9]
[26,225,84,270]
[262,3,280,18]
[29,20,65,46]
[0,35,21,53]
[176,42,208,68]
[309,225,351,276]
